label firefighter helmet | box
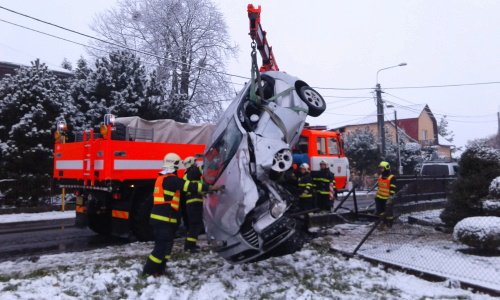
[378,161,391,171]
[300,163,310,171]
[163,153,182,170]
[183,156,196,169]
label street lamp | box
[375,62,407,157]
[387,104,403,175]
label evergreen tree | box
[70,51,179,127]
[438,115,454,143]
[344,127,381,177]
[0,60,69,205]
[440,141,500,226]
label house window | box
[422,129,428,141]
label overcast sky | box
[1,0,499,150]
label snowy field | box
[0,210,498,299]
[329,210,500,293]
[0,210,74,223]
[0,235,496,299]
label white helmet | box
[183,156,196,169]
[162,153,182,169]
[300,163,310,171]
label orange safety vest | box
[376,174,394,200]
[153,174,180,211]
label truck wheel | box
[87,192,111,235]
[298,86,326,117]
[131,190,154,241]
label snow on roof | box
[438,134,454,146]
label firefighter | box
[181,156,204,253]
[374,161,396,228]
[142,153,221,276]
[297,163,315,212]
[312,160,337,212]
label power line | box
[2,5,500,92]
[0,18,248,90]
[325,97,373,110]
[384,100,496,124]
[383,94,496,119]
[0,5,250,80]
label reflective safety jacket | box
[375,174,396,201]
[150,173,205,224]
[182,165,204,204]
[298,173,314,200]
[312,169,336,197]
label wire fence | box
[327,175,500,293]
[0,178,71,213]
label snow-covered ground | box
[330,210,500,293]
[0,210,74,223]
[0,236,495,299]
[0,210,498,299]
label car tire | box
[298,86,326,117]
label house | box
[0,61,73,80]
[332,104,453,159]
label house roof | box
[0,61,73,79]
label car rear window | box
[421,165,449,176]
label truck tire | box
[131,189,154,241]
[86,191,112,235]
[298,86,326,117]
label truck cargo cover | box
[115,116,215,145]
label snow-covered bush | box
[479,176,500,217]
[453,216,500,250]
[489,176,500,198]
[440,141,500,226]
[0,60,69,206]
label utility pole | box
[394,110,402,174]
[375,62,407,158]
[376,83,385,157]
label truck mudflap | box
[111,209,131,238]
[75,195,88,228]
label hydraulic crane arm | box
[247,4,279,72]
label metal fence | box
[324,175,500,293]
[0,178,69,212]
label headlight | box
[270,202,287,218]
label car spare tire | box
[298,86,326,117]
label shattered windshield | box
[203,118,243,185]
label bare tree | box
[90,0,238,122]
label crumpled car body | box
[203,71,326,263]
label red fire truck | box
[53,117,349,240]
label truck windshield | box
[203,118,243,185]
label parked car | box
[203,71,326,263]
[420,162,459,176]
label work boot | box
[142,256,165,277]
[184,243,201,253]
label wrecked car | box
[203,71,326,263]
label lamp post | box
[387,104,403,175]
[375,62,407,157]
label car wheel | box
[272,149,293,172]
[298,86,326,117]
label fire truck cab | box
[293,126,350,191]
